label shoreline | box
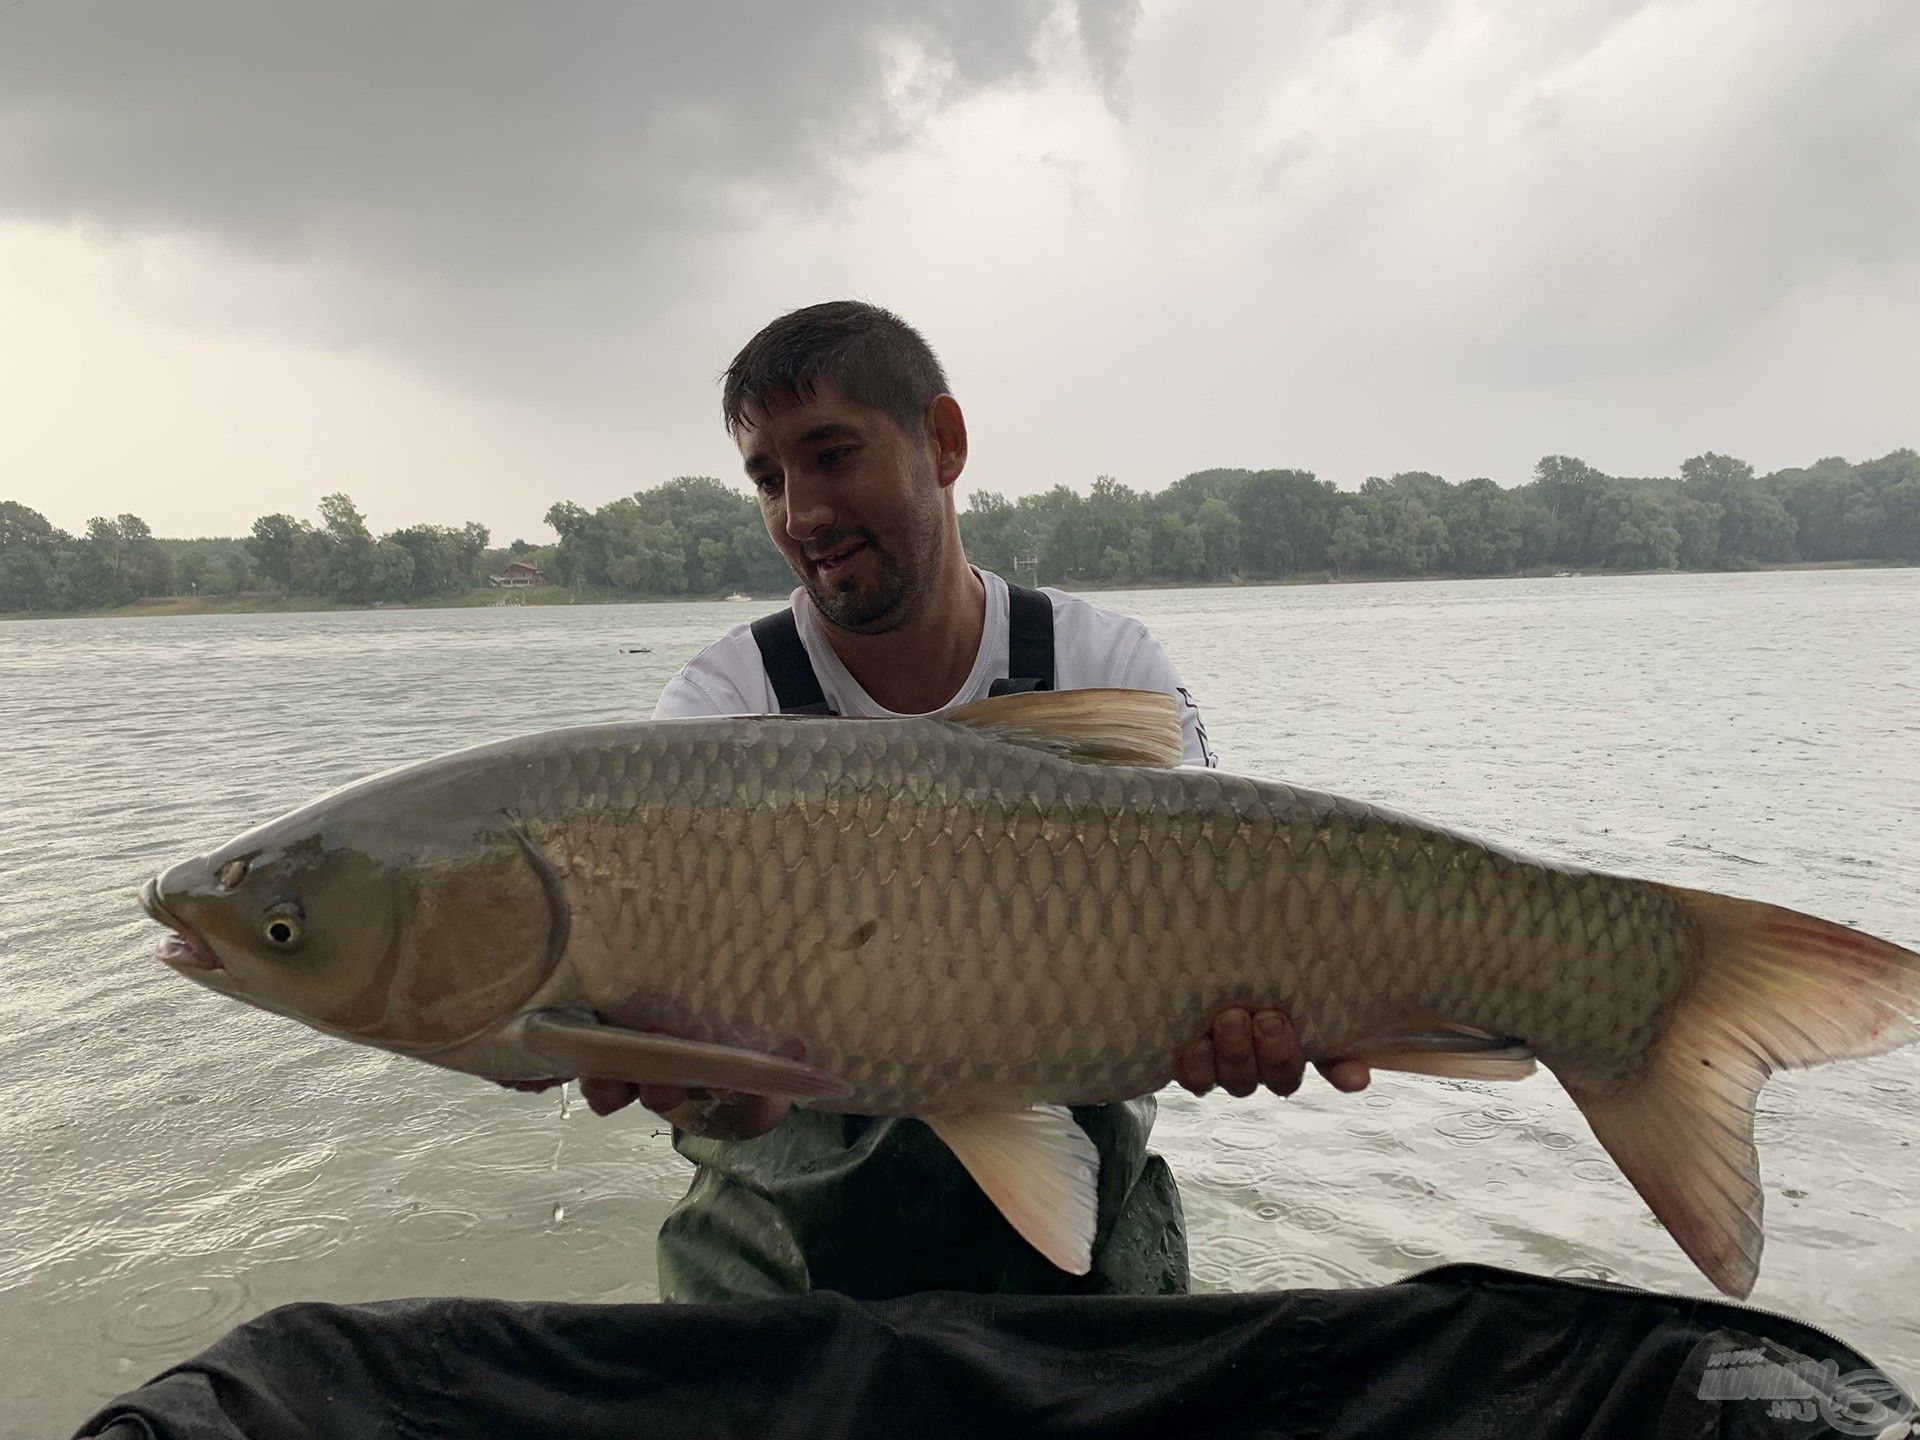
[2,558,1911,623]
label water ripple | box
[101,1275,251,1351]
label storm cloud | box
[0,2,1092,384]
[1,0,1915,537]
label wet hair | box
[721,301,950,438]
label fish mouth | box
[140,876,223,972]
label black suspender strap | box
[989,581,1056,698]
[754,577,1055,713]
[749,610,836,715]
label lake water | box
[2,570,1916,1435]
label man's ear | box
[926,394,968,490]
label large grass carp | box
[141,689,1920,1298]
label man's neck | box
[816,552,987,714]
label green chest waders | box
[655,579,1191,1301]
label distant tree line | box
[242,495,494,604]
[3,451,1916,614]
[0,507,181,613]
[542,476,793,595]
[961,450,1920,584]
[0,493,499,612]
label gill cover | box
[386,814,570,1050]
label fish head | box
[141,775,567,1054]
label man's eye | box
[820,447,851,468]
[753,474,783,497]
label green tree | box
[209,548,252,595]
[1441,477,1524,573]
[1332,478,1452,575]
[0,501,65,611]
[959,491,1023,576]
[1148,512,1204,580]
[1158,469,1249,520]
[247,513,311,590]
[1527,456,1611,565]
[57,518,131,609]
[316,493,376,602]
[176,549,213,595]
[1591,487,1680,569]
[1880,478,1920,561]
[1326,505,1372,575]
[1680,454,1795,566]
[116,514,173,597]
[1193,498,1241,580]
[383,522,490,597]
[1229,470,1338,575]
[1770,456,1857,561]
[543,501,604,586]
[1672,497,1722,568]
[370,539,416,601]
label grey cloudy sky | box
[3,0,1916,541]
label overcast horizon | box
[3,1,1917,544]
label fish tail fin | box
[1566,888,1920,1299]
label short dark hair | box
[721,301,950,438]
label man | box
[584,301,1368,1300]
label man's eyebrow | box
[742,423,861,477]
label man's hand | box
[1175,1006,1370,1098]
[584,1078,790,1140]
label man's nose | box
[783,472,835,541]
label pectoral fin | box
[520,1011,853,1101]
[926,1105,1100,1274]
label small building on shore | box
[489,561,550,588]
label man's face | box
[736,382,950,634]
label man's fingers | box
[703,1093,791,1140]
[1179,1008,1366,1101]
[634,1083,700,1114]
[1175,1036,1215,1095]
[1211,1007,1260,1098]
[580,1078,643,1116]
[1317,1059,1372,1093]
[1252,1009,1307,1097]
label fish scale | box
[525,714,1694,1116]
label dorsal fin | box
[944,688,1184,768]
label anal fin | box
[926,1105,1100,1275]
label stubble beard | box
[804,501,946,637]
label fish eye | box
[218,859,250,889]
[262,902,304,949]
